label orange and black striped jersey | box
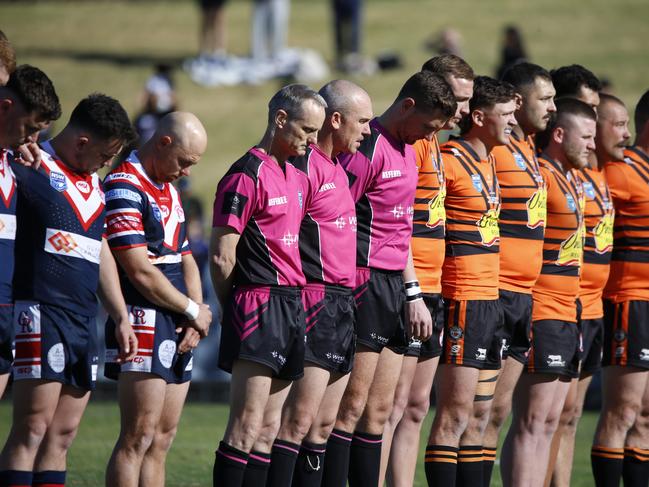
[533,155,584,323]
[411,136,445,293]
[603,146,649,302]
[441,139,500,300]
[492,134,546,294]
[576,167,613,319]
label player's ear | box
[76,135,90,150]
[472,109,484,128]
[158,135,173,148]
[0,98,12,114]
[401,97,416,114]
[330,111,342,130]
[514,93,523,111]
[552,126,564,144]
[275,109,288,129]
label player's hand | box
[187,303,212,338]
[114,321,138,363]
[14,143,42,169]
[405,298,433,341]
[177,327,200,353]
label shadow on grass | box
[20,47,188,67]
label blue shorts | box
[13,301,98,391]
[0,304,14,375]
[105,305,192,384]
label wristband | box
[184,299,200,320]
[404,280,420,289]
[405,286,422,298]
[406,293,423,303]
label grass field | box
[2,0,649,210]
[0,400,600,486]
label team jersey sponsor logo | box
[382,169,402,179]
[271,350,287,366]
[566,194,576,212]
[547,354,566,367]
[325,352,345,364]
[298,190,303,209]
[471,174,482,193]
[175,205,185,221]
[0,214,16,240]
[268,195,288,207]
[158,340,177,369]
[44,228,102,264]
[49,171,67,192]
[513,153,527,170]
[151,202,162,222]
[450,344,461,355]
[47,343,66,373]
[104,172,139,184]
[370,332,389,345]
[106,188,142,204]
[390,205,407,219]
[319,182,336,192]
[160,205,170,219]
[75,180,91,194]
[475,348,487,361]
[426,187,446,229]
[280,231,299,248]
[556,229,583,266]
[583,182,596,199]
[222,191,248,217]
[593,214,614,254]
[476,209,500,246]
[526,188,547,229]
[639,349,649,361]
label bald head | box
[142,111,208,183]
[155,111,208,155]
[319,80,371,116]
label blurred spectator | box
[425,27,463,57]
[0,30,16,86]
[599,76,614,94]
[331,0,376,75]
[496,25,527,79]
[133,64,177,145]
[199,0,229,60]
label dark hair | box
[536,97,597,150]
[5,65,61,121]
[69,93,136,144]
[268,83,327,123]
[421,54,475,81]
[501,62,552,90]
[459,76,516,134]
[0,30,16,77]
[396,71,456,118]
[550,64,601,98]
[634,89,649,135]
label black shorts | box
[603,300,649,369]
[13,301,98,391]
[353,268,408,354]
[580,317,603,375]
[405,294,444,359]
[303,283,355,375]
[499,289,532,364]
[105,305,193,384]
[219,285,305,381]
[0,305,13,375]
[441,299,503,370]
[526,320,580,378]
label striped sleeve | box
[212,172,257,233]
[104,180,147,250]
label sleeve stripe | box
[106,208,141,216]
[107,230,146,239]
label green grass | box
[0,400,599,486]
[1,0,648,211]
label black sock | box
[424,444,458,487]
[267,440,300,487]
[623,447,649,487]
[321,429,352,487]
[457,445,483,487]
[347,431,382,487]
[292,440,327,487]
[482,446,496,487]
[213,441,249,487]
[241,450,270,487]
[33,470,66,486]
[0,470,33,487]
[591,445,624,487]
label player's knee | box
[337,393,367,428]
[363,395,394,428]
[150,426,178,455]
[282,410,316,444]
[489,401,511,430]
[18,415,51,448]
[518,410,551,437]
[611,402,642,431]
[121,424,157,456]
[49,424,81,453]
[435,407,472,438]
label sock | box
[213,441,249,487]
[347,431,382,487]
[321,429,352,487]
[482,446,497,487]
[33,470,66,487]
[457,445,483,487]
[292,440,327,487]
[424,445,458,487]
[591,445,624,487]
[623,447,649,487]
[241,450,270,487]
[0,470,33,487]
[267,440,300,487]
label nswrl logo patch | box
[222,191,248,217]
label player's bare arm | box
[112,245,211,337]
[98,238,138,363]
[403,245,433,341]
[209,226,240,309]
